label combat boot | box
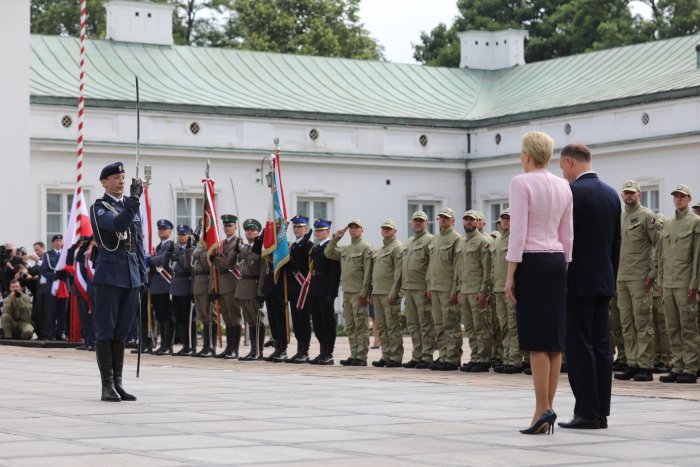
[676,373,697,384]
[194,324,216,357]
[111,341,136,401]
[294,342,310,363]
[633,368,653,382]
[614,367,638,380]
[96,340,120,402]
[263,340,279,362]
[155,321,173,355]
[173,324,190,356]
[239,326,261,361]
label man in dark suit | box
[40,234,67,340]
[558,143,621,430]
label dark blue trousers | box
[76,293,96,346]
[46,296,67,338]
[93,284,139,342]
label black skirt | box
[514,252,566,352]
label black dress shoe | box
[437,361,458,371]
[350,359,367,366]
[614,367,638,380]
[676,372,697,384]
[599,417,608,429]
[415,361,429,369]
[55,333,67,341]
[659,372,681,383]
[558,415,600,429]
[402,360,418,368]
[339,357,355,366]
[372,359,388,367]
[293,353,310,363]
[318,355,334,365]
[308,354,322,365]
[385,360,402,368]
[272,351,288,362]
[653,363,671,373]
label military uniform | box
[286,215,314,363]
[426,208,462,370]
[171,225,195,356]
[150,219,175,355]
[456,211,493,372]
[651,241,671,372]
[325,220,373,365]
[400,211,434,368]
[609,295,626,369]
[614,181,660,382]
[89,161,146,402]
[371,219,404,367]
[658,185,700,383]
[491,209,522,373]
[66,240,95,350]
[236,219,266,361]
[307,219,341,365]
[209,214,243,359]
[192,235,216,357]
[1,290,34,339]
[39,240,67,340]
[257,232,289,363]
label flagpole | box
[74,0,87,243]
[274,139,291,343]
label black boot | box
[173,324,190,356]
[154,321,166,354]
[194,323,215,357]
[216,327,233,358]
[111,341,136,401]
[155,321,173,355]
[189,320,197,355]
[264,340,279,362]
[319,341,334,365]
[239,326,260,361]
[96,340,120,402]
[229,326,241,359]
[273,340,288,362]
[258,324,266,358]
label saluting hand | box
[334,228,346,239]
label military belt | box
[174,272,190,278]
[195,271,209,276]
[241,274,259,280]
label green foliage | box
[414,0,700,66]
[31,0,106,38]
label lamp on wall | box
[256,155,272,186]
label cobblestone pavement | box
[1,338,699,466]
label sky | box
[358,0,653,65]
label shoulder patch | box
[96,208,106,216]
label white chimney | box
[458,29,527,70]
[105,0,174,46]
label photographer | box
[1,279,34,339]
[1,243,17,295]
[31,242,48,340]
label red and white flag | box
[201,178,220,247]
[140,183,154,256]
[53,187,93,298]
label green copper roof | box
[30,34,700,127]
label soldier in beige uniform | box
[236,219,266,361]
[325,220,373,366]
[401,211,434,369]
[371,219,404,368]
[491,209,522,373]
[651,236,672,373]
[456,210,493,373]
[426,207,462,371]
[208,214,243,359]
[693,200,700,217]
[658,184,700,384]
[192,225,216,357]
[613,181,660,382]
[477,211,502,369]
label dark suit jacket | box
[567,173,621,297]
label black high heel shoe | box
[520,409,557,435]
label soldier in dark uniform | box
[307,219,341,365]
[150,219,175,355]
[66,237,96,351]
[237,219,266,361]
[285,215,314,363]
[89,162,147,402]
[171,225,195,356]
[40,234,67,340]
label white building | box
[5,0,700,248]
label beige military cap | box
[462,210,478,220]
[671,184,692,196]
[437,207,455,219]
[381,219,397,229]
[622,180,641,192]
[499,208,511,218]
[412,210,428,221]
[347,219,363,228]
[692,201,700,209]
[475,211,485,221]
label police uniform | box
[285,215,314,363]
[614,180,660,382]
[325,219,373,366]
[236,219,266,360]
[66,239,96,350]
[89,161,146,402]
[150,219,175,355]
[456,210,493,372]
[658,184,700,383]
[370,219,404,367]
[400,211,435,368]
[208,214,243,359]
[307,219,341,365]
[426,208,462,371]
[192,227,217,357]
[171,225,196,356]
[39,235,67,340]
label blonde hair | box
[521,131,554,167]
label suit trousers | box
[152,293,173,322]
[403,289,434,363]
[308,296,337,354]
[46,295,67,338]
[430,290,460,364]
[289,296,311,346]
[566,295,613,420]
[373,294,404,362]
[265,295,287,346]
[663,287,700,375]
[93,284,139,342]
[617,280,654,369]
[342,291,369,361]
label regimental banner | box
[262,152,290,283]
[201,178,219,247]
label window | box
[176,195,204,229]
[489,200,509,232]
[641,187,659,213]
[46,191,74,246]
[407,202,438,235]
[297,197,332,223]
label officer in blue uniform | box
[66,237,95,351]
[150,219,175,355]
[89,162,147,402]
[170,225,195,356]
[40,234,67,340]
[285,215,314,363]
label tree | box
[31,0,106,38]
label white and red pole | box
[74,0,87,239]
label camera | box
[20,272,29,280]
[16,247,27,256]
